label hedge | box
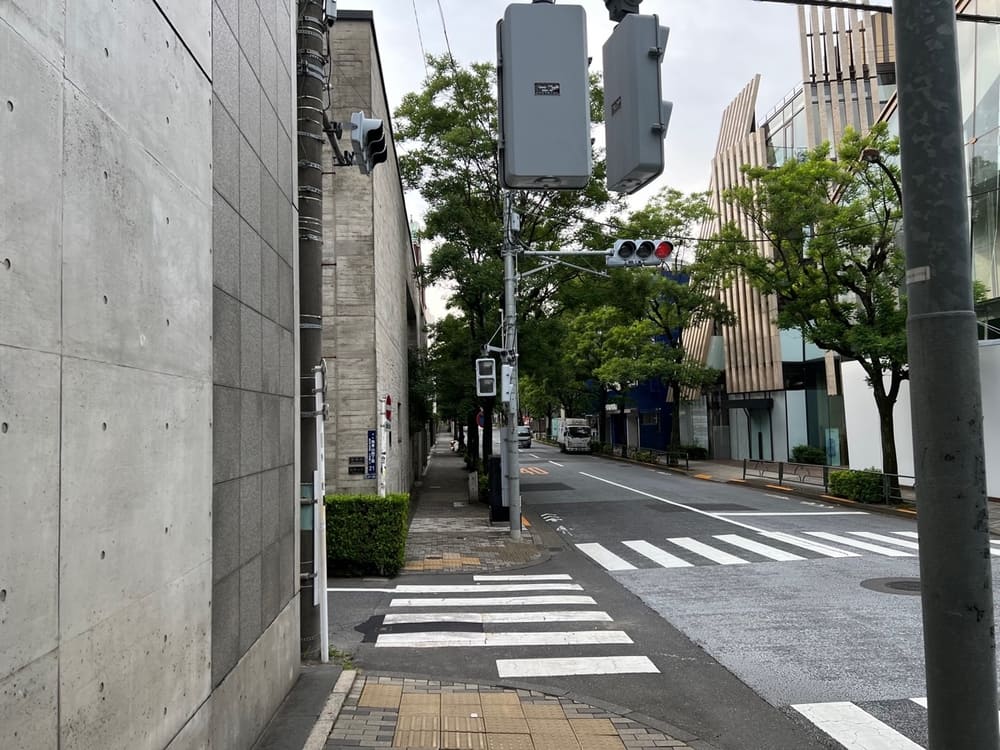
[325,493,409,576]
[792,444,827,465]
[828,469,886,504]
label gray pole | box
[503,193,522,540]
[893,4,999,746]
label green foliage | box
[792,444,827,465]
[325,493,409,576]
[408,350,435,434]
[632,450,657,464]
[828,469,886,503]
[680,444,708,460]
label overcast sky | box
[338,0,804,319]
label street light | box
[861,147,903,204]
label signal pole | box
[893,2,999,747]
[503,193,522,540]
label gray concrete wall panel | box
[210,570,240,686]
[213,98,240,208]
[0,347,60,679]
[2,0,64,67]
[213,288,241,388]
[212,479,241,584]
[240,390,263,475]
[58,358,212,642]
[59,562,212,750]
[155,0,212,77]
[239,50,261,155]
[61,91,211,379]
[212,6,239,119]
[65,0,212,202]
[213,385,242,483]
[240,304,263,391]
[239,136,262,234]
[213,194,241,297]
[239,474,262,566]
[0,650,58,750]
[0,22,63,352]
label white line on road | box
[549,461,564,467]
[472,573,573,581]
[376,630,633,648]
[793,701,923,750]
[623,540,693,568]
[714,511,869,516]
[392,583,582,593]
[766,493,790,500]
[576,542,637,570]
[382,611,613,625]
[496,655,660,678]
[529,454,540,460]
[894,531,919,538]
[668,537,749,565]
[849,532,920,550]
[389,595,597,608]
[805,531,915,557]
[714,534,806,561]
[759,531,861,558]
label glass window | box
[970,188,999,298]
[975,18,1000,136]
[970,128,1000,196]
[959,19,977,140]
[792,109,807,150]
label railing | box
[604,444,690,471]
[742,459,915,504]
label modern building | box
[322,12,429,496]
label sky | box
[338,0,805,321]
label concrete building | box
[2,1,299,748]
[322,11,429,496]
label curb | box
[302,669,357,750]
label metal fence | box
[742,459,915,504]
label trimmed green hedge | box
[792,444,827,465]
[828,469,885,503]
[325,493,409,576]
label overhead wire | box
[412,0,430,81]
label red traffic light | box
[655,240,674,260]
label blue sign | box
[366,430,377,479]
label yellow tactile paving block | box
[520,703,566,719]
[441,692,483,708]
[396,715,441,732]
[440,730,488,749]
[569,718,618,736]
[400,693,442,714]
[486,733,534,750]
[525,718,574,736]
[480,693,521,708]
[578,735,627,749]
[359,683,402,708]
[442,715,485,733]
[483,716,529,734]
[527,734,580,750]
[479,704,525,718]
[393,729,438,747]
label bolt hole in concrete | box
[98,682,104,692]
[0,589,6,602]
[102,422,107,431]
[166,319,170,326]
[1,423,7,434]
[100,550,106,560]
[103,170,108,179]
[6,100,12,111]
[3,258,11,269]
[103,295,108,304]
[104,48,109,57]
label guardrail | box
[742,459,914,504]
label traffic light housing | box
[475,358,497,397]
[602,14,672,194]
[350,111,387,175]
[606,239,674,267]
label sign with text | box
[366,430,376,479]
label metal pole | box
[503,193,522,540]
[893,3,999,747]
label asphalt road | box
[328,442,1000,749]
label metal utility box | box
[603,13,671,194]
[497,3,592,189]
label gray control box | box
[497,3,592,190]
[603,13,671,194]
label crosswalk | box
[790,695,987,749]
[371,573,659,678]
[576,531,1000,571]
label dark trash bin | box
[487,455,508,522]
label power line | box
[435,0,455,64]
[412,0,430,80]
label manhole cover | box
[861,577,922,596]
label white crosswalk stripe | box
[805,531,915,557]
[375,574,659,677]
[623,540,693,568]
[793,700,924,749]
[714,533,805,561]
[576,542,637,570]
[668,537,749,565]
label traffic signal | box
[606,239,674,268]
[602,13,672,194]
[475,358,497,397]
[350,111,387,175]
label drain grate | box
[861,577,921,596]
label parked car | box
[516,425,532,448]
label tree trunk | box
[872,383,901,503]
[668,380,682,450]
[598,387,609,445]
[483,399,495,465]
[466,408,479,472]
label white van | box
[516,425,532,448]
[558,418,592,453]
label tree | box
[706,123,906,485]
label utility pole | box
[502,193,522,540]
[893,3,999,747]
[296,0,327,661]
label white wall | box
[842,342,1000,495]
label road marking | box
[393,583,582,593]
[849,532,920,550]
[549,460,564,467]
[382,611,614,625]
[578,472,766,533]
[623,540,693,568]
[576,543,637,570]
[389,595,597,607]
[496,655,660,678]
[805,531,915,557]
[792,701,923,750]
[529,454,540,459]
[668,537,749,565]
[759,531,861,558]
[521,466,548,475]
[894,531,919,539]
[766,493,790,500]
[714,534,806,561]
[714,511,869,516]
[893,531,1000,556]
[472,573,573,581]
[376,630,633,648]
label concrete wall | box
[322,13,426,496]
[1,0,299,747]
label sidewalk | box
[256,432,712,750]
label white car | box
[516,426,532,448]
